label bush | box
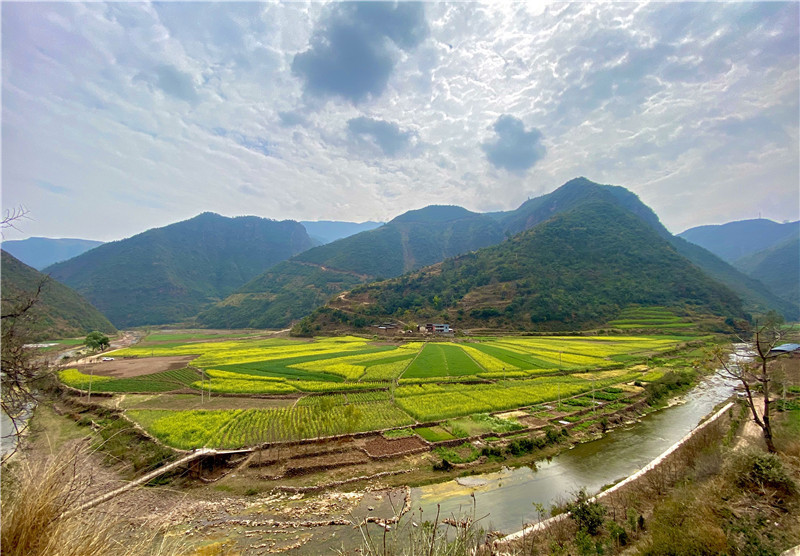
[566,488,606,535]
[730,449,796,496]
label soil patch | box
[76,355,198,378]
[363,435,427,457]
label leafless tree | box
[1,206,51,462]
[1,279,53,463]
[1,206,30,236]
[712,314,787,453]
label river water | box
[411,373,738,533]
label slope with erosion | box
[197,206,505,329]
[1,250,116,341]
[45,212,314,328]
[299,201,745,334]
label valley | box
[17,318,799,554]
[3,179,799,554]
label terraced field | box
[59,322,703,450]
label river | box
[411,373,738,533]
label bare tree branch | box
[711,316,785,453]
[1,206,30,236]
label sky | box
[2,1,798,242]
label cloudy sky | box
[2,1,798,242]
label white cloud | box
[1,2,797,241]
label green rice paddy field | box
[60,323,703,450]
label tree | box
[84,331,110,352]
[712,312,787,453]
[1,278,49,462]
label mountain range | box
[196,205,506,329]
[297,200,744,333]
[1,250,116,341]
[679,219,799,309]
[202,177,797,330]
[5,177,797,338]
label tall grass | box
[1,446,181,556]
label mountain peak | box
[390,205,477,224]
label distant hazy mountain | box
[197,206,505,329]
[300,220,383,245]
[2,237,104,270]
[298,201,744,333]
[1,250,116,341]
[45,212,314,328]
[678,219,800,262]
[734,236,800,308]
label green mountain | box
[734,236,800,308]
[501,177,664,236]
[45,213,314,328]
[500,178,798,320]
[298,201,745,333]
[1,250,116,341]
[1,237,104,270]
[197,206,505,329]
[678,219,799,262]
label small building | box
[767,343,800,357]
[425,323,451,334]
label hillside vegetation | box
[197,206,505,329]
[501,178,798,320]
[298,201,744,333]
[1,251,116,340]
[45,213,314,328]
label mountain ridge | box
[1,250,116,341]
[297,200,745,334]
[45,212,315,328]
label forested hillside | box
[297,201,744,333]
[46,213,314,328]
[197,206,505,329]
[1,250,116,340]
[734,236,800,308]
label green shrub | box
[566,488,606,535]
[730,449,796,496]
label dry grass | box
[1,445,183,556]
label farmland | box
[59,327,703,450]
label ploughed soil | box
[363,435,427,457]
[75,355,198,378]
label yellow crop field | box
[290,349,407,380]
[459,344,518,372]
[59,368,114,388]
[113,335,376,368]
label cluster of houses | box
[373,323,453,335]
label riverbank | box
[497,396,800,555]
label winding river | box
[411,373,738,533]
